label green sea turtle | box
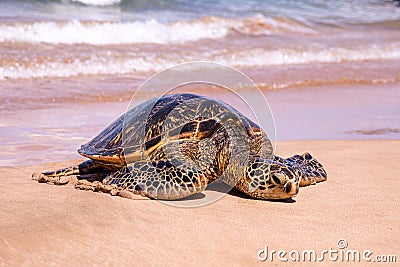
[32,93,327,200]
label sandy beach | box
[1,0,400,266]
[0,140,399,265]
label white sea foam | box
[0,20,228,45]
[216,43,400,67]
[1,42,400,80]
[70,0,122,6]
[0,16,311,45]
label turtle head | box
[244,159,300,200]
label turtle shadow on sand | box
[170,181,296,203]
[205,181,296,203]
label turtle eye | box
[271,173,284,185]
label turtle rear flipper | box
[32,159,109,185]
[77,159,209,200]
[285,152,327,187]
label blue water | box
[1,0,400,24]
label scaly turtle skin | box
[33,93,327,200]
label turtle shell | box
[78,93,267,170]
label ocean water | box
[1,0,400,23]
[0,0,400,80]
[1,0,400,165]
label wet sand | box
[0,140,399,265]
[1,78,399,166]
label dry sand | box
[0,140,399,266]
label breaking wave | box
[0,16,312,45]
[69,0,122,6]
[1,42,400,80]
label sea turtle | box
[33,93,327,200]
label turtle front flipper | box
[32,159,108,185]
[76,159,209,200]
[285,152,327,186]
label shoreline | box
[1,80,399,167]
[1,140,399,265]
